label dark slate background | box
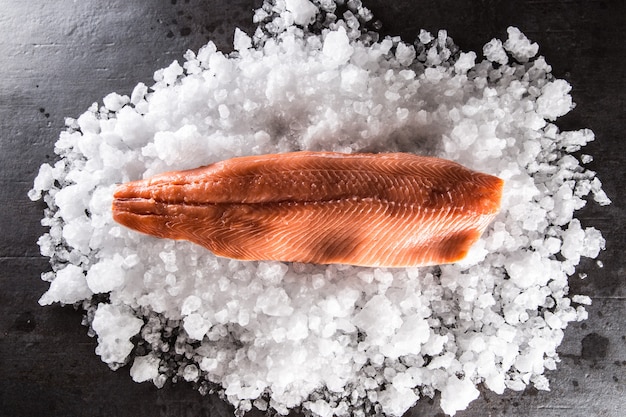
[1,0,624,416]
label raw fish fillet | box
[112,152,503,267]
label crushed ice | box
[29,0,609,415]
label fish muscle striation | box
[112,152,504,267]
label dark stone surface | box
[581,332,610,360]
[1,0,624,416]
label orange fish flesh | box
[112,152,503,267]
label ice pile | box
[29,0,609,416]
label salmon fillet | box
[112,152,503,267]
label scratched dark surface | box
[0,0,624,416]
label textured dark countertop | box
[1,1,624,416]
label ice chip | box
[92,304,143,365]
[483,38,508,65]
[38,264,92,306]
[183,313,211,340]
[536,79,573,121]
[504,27,539,62]
[323,26,353,67]
[285,0,318,26]
[130,354,160,383]
[86,257,126,293]
[353,294,402,342]
[440,375,480,416]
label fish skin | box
[112,152,503,267]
